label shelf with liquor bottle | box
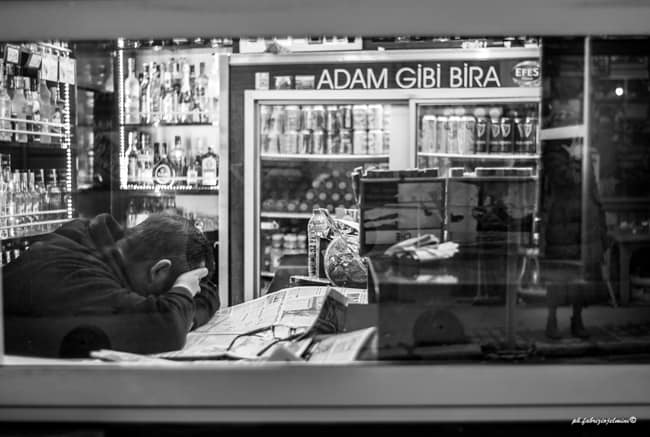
[0,42,76,265]
[115,38,230,305]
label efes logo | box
[512,60,541,87]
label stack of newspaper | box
[103,286,375,363]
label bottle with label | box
[126,131,139,184]
[307,208,329,278]
[124,57,140,124]
[50,86,62,145]
[23,78,35,143]
[38,68,52,144]
[179,61,192,123]
[189,64,198,122]
[196,62,209,123]
[139,63,150,124]
[0,62,12,142]
[150,64,162,124]
[201,143,218,187]
[161,63,174,123]
[186,141,199,186]
[11,76,28,143]
[28,79,41,143]
[170,135,186,182]
[153,142,175,185]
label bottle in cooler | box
[265,131,280,154]
[383,104,391,130]
[312,129,325,154]
[447,109,461,154]
[340,105,353,130]
[340,129,352,154]
[297,129,312,154]
[269,233,284,272]
[352,104,368,131]
[285,105,301,131]
[368,130,383,155]
[421,114,437,153]
[259,105,272,133]
[435,114,448,154]
[524,114,538,154]
[513,112,526,153]
[353,129,368,155]
[326,132,340,154]
[500,115,514,154]
[270,105,285,133]
[312,105,326,130]
[367,104,383,130]
[307,208,328,277]
[382,130,390,153]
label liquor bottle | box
[196,62,209,123]
[186,141,199,186]
[6,173,17,238]
[23,78,36,143]
[38,68,52,144]
[189,65,198,122]
[171,58,181,90]
[47,168,63,216]
[38,169,50,217]
[179,61,192,123]
[161,63,174,123]
[124,57,140,124]
[126,199,137,228]
[207,57,220,123]
[27,171,40,225]
[0,62,12,142]
[170,135,186,183]
[150,64,162,124]
[126,131,139,183]
[29,79,41,143]
[152,142,175,185]
[11,76,28,143]
[201,143,218,187]
[50,86,62,145]
[139,63,150,124]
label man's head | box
[117,213,214,296]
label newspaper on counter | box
[154,286,361,360]
[305,327,377,363]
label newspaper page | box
[306,327,377,363]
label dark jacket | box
[2,214,220,357]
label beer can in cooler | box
[270,105,286,132]
[302,106,315,130]
[340,129,352,154]
[340,105,353,130]
[352,105,368,131]
[458,115,476,155]
[382,104,392,130]
[326,105,340,133]
[353,130,368,155]
[259,105,272,132]
[500,116,514,153]
[367,130,383,155]
[266,131,280,153]
[382,130,390,153]
[524,116,538,154]
[282,130,299,154]
[297,130,312,154]
[421,115,437,153]
[285,105,301,131]
[475,117,489,153]
[312,105,326,130]
[513,114,526,153]
[312,129,325,154]
[327,133,341,154]
[367,104,384,130]
[435,115,448,153]
[488,117,501,153]
[447,115,460,154]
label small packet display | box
[384,234,459,263]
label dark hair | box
[121,213,215,278]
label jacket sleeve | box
[191,278,221,329]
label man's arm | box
[192,279,221,329]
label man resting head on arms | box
[3,213,220,358]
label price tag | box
[26,52,43,70]
[58,57,76,85]
[4,45,20,64]
[42,54,59,82]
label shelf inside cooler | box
[121,185,219,194]
[418,152,540,160]
[260,211,312,220]
[121,121,217,128]
[261,153,389,162]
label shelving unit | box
[418,152,540,160]
[261,153,389,162]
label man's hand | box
[173,267,209,297]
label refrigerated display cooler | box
[113,38,231,305]
[233,46,542,302]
